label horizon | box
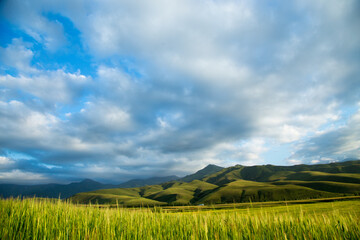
[2,159,360,185]
[0,1,359,184]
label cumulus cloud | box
[288,159,303,165]
[0,100,105,161]
[0,38,91,106]
[199,139,269,167]
[0,71,90,104]
[0,100,58,146]
[0,169,48,184]
[0,38,35,73]
[0,0,359,183]
[289,108,360,163]
[68,99,133,142]
[1,0,67,51]
[0,156,15,168]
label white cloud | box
[0,38,35,73]
[0,169,47,183]
[0,100,58,142]
[178,138,268,167]
[320,157,337,162]
[289,108,360,162]
[0,156,15,166]
[3,0,359,143]
[0,0,359,182]
[97,66,132,92]
[77,100,133,133]
[0,69,89,104]
[288,159,303,165]
[0,37,91,105]
[2,0,67,51]
[0,100,109,156]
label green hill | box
[198,180,338,204]
[71,192,166,206]
[70,160,360,206]
[180,164,224,182]
[117,175,180,188]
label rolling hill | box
[70,160,360,206]
[117,175,180,188]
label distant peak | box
[180,164,224,182]
[80,179,98,184]
[203,164,222,169]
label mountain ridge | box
[70,160,360,206]
[180,164,224,182]
[118,175,180,188]
[0,175,180,199]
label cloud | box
[288,159,303,165]
[0,100,58,146]
[0,169,48,184]
[0,156,15,169]
[0,0,359,183]
[0,100,104,159]
[196,139,269,167]
[0,39,90,105]
[0,71,90,104]
[0,38,35,73]
[1,0,67,51]
[289,108,360,163]
[68,99,133,141]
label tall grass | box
[1,198,359,239]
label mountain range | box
[2,160,360,204]
[0,175,179,199]
[70,160,360,206]
[0,164,222,199]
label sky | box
[0,0,359,184]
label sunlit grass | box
[1,198,359,239]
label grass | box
[1,197,360,239]
[285,171,360,184]
[70,180,220,206]
[197,179,342,204]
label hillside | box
[180,164,224,182]
[70,160,360,205]
[118,175,180,188]
[71,180,218,206]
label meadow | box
[1,198,360,239]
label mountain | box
[0,176,180,199]
[118,175,180,188]
[202,160,360,186]
[180,164,224,182]
[0,179,117,199]
[70,160,360,206]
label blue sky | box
[0,0,359,184]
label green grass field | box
[1,198,359,239]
